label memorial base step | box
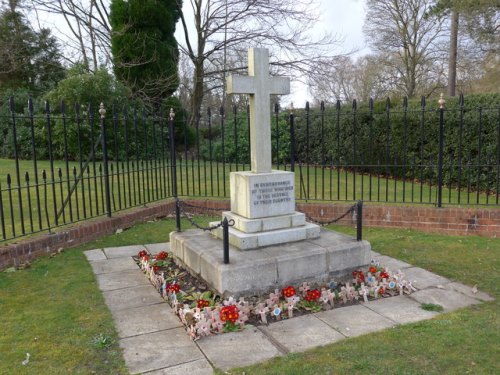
[170,228,371,296]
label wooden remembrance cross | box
[227,48,290,174]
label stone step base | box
[210,220,321,250]
[169,228,371,296]
[222,211,306,233]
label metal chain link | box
[176,199,234,232]
[298,203,358,226]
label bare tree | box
[27,0,111,71]
[175,0,343,125]
[363,0,446,97]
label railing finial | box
[99,102,106,118]
[438,93,446,109]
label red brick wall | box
[1,199,498,270]
[296,203,500,237]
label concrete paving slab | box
[111,303,182,338]
[445,282,494,302]
[363,295,439,324]
[90,257,138,275]
[316,304,394,338]
[370,251,381,258]
[197,327,282,371]
[260,314,344,353]
[373,255,413,271]
[410,288,482,313]
[401,267,450,290]
[103,245,146,259]
[96,269,150,291]
[145,358,213,375]
[119,328,204,374]
[145,242,170,254]
[102,285,163,311]
[84,248,107,261]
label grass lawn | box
[1,218,499,374]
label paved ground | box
[85,243,493,375]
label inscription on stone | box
[251,180,293,206]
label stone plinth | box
[170,228,371,296]
[231,170,295,218]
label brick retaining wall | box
[1,199,498,270]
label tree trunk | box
[190,57,205,127]
[448,10,459,97]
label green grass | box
[225,225,500,375]
[0,158,496,242]
[1,218,499,374]
[0,216,217,375]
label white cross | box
[227,48,290,173]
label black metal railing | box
[0,94,498,242]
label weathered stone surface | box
[445,282,494,302]
[84,248,107,261]
[102,285,163,311]
[410,288,482,312]
[119,328,204,374]
[197,327,282,371]
[222,211,306,233]
[230,171,295,218]
[212,221,321,250]
[90,257,138,275]
[402,267,450,290]
[103,245,145,259]
[316,304,394,338]
[373,255,413,271]
[111,303,182,338]
[145,359,213,375]
[227,48,290,174]
[363,295,439,324]
[95,269,149,291]
[260,315,344,352]
[145,242,170,254]
[171,229,369,296]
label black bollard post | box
[356,200,363,241]
[223,217,229,264]
[175,199,181,232]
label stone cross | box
[227,48,290,173]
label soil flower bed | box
[133,249,417,341]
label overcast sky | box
[289,0,367,105]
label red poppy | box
[220,305,239,323]
[138,250,148,258]
[369,266,377,274]
[378,287,385,295]
[282,286,296,298]
[154,251,169,260]
[166,283,181,293]
[380,271,389,279]
[353,270,365,283]
[304,289,321,302]
[152,265,160,273]
[197,299,210,309]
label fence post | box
[223,216,229,264]
[356,200,363,241]
[100,103,112,217]
[289,106,296,172]
[437,94,445,208]
[169,108,181,232]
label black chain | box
[176,199,233,232]
[299,203,358,226]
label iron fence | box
[0,94,498,242]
